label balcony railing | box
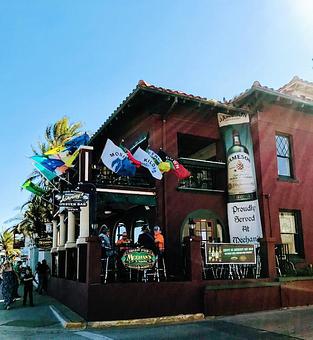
[94,166,155,189]
[177,158,226,193]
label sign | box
[59,191,89,209]
[217,113,263,244]
[36,238,53,250]
[204,243,256,265]
[121,248,156,270]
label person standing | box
[38,260,50,295]
[0,262,15,310]
[153,226,165,255]
[98,225,114,258]
[22,266,36,307]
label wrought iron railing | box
[177,158,226,192]
[94,166,155,189]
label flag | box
[120,144,141,168]
[158,150,191,179]
[101,139,136,176]
[22,180,46,196]
[158,161,172,173]
[133,147,162,180]
[146,148,162,165]
[33,162,58,181]
[44,145,66,156]
[31,155,65,172]
[65,132,89,149]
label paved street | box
[1,287,313,339]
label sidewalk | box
[0,286,86,330]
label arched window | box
[132,218,149,244]
[114,222,127,244]
[181,210,226,244]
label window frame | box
[279,209,304,258]
[275,133,294,179]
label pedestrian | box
[22,266,36,307]
[0,262,16,310]
[37,260,50,295]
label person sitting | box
[137,225,156,252]
[115,232,131,252]
[154,226,165,255]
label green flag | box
[22,180,46,196]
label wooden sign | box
[121,248,156,270]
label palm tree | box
[0,228,20,260]
[20,116,84,237]
[32,116,82,155]
[18,197,53,238]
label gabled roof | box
[230,76,313,110]
[89,80,247,145]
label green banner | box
[204,243,256,265]
[121,248,156,270]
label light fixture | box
[104,210,112,215]
[144,206,150,210]
[188,218,196,237]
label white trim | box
[96,188,156,196]
[84,152,89,181]
[79,145,94,151]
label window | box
[279,211,304,257]
[114,222,127,243]
[276,134,293,178]
[181,218,224,244]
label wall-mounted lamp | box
[188,218,196,237]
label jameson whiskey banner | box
[218,112,263,244]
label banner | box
[204,243,256,265]
[218,112,263,244]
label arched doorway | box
[180,209,228,244]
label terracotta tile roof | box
[229,76,313,106]
[137,79,214,102]
[90,80,246,144]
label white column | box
[65,211,76,248]
[77,200,90,244]
[51,219,58,253]
[57,213,66,250]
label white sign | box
[227,200,263,245]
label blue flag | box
[32,155,65,172]
[65,133,89,149]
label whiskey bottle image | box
[227,130,256,201]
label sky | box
[1,0,313,231]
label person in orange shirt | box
[153,226,165,254]
[115,232,131,252]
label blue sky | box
[1,0,313,230]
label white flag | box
[101,139,127,172]
[133,147,163,180]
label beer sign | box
[205,243,256,265]
[121,248,156,270]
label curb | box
[49,305,87,329]
[88,313,205,328]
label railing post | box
[260,237,277,279]
[184,236,202,281]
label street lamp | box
[188,218,196,237]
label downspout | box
[162,97,178,238]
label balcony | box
[177,158,226,193]
[94,165,155,189]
